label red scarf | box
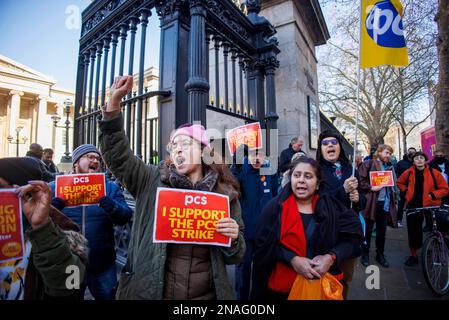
[268,193,318,293]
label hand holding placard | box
[17,181,51,229]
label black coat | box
[318,159,367,212]
[279,144,297,174]
[429,158,449,204]
[251,187,362,300]
[395,155,413,178]
[429,158,449,178]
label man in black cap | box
[0,157,86,300]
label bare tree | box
[435,0,449,154]
[318,0,438,152]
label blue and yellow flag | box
[360,0,409,68]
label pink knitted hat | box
[170,124,210,148]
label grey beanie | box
[72,144,101,165]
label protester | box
[358,144,399,268]
[397,151,449,266]
[26,143,55,182]
[50,144,133,300]
[394,147,417,227]
[0,157,87,300]
[231,147,278,300]
[429,149,449,205]
[279,136,305,174]
[26,143,44,160]
[251,157,362,300]
[97,75,245,300]
[315,130,365,299]
[42,148,59,174]
[363,145,378,161]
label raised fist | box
[106,75,134,114]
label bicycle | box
[405,205,449,296]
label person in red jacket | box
[396,151,449,266]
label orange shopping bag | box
[287,273,343,300]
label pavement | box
[348,220,449,300]
[84,219,449,300]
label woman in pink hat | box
[97,75,245,300]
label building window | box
[308,96,319,150]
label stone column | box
[8,90,23,155]
[36,95,48,144]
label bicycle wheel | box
[421,235,449,295]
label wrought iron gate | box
[74,0,280,264]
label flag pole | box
[352,0,363,177]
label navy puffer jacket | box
[50,179,133,273]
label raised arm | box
[98,76,159,198]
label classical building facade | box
[0,54,75,161]
[0,54,160,164]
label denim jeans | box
[87,264,117,300]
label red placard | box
[0,189,24,263]
[153,188,231,247]
[370,171,395,188]
[55,173,106,207]
[226,122,262,156]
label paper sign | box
[153,188,231,247]
[55,173,106,207]
[226,122,262,156]
[0,189,24,263]
[370,171,394,188]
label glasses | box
[414,156,426,160]
[322,138,338,146]
[169,139,194,152]
[82,154,101,162]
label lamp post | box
[7,126,28,157]
[51,98,73,163]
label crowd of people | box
[1,74,449,301]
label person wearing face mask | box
[96,75,245,300]
[394,147,417,228]
[0,157,87,300]
[358,144,399,268]
[397,151,449,266]
[315,130,365,299]
[251,157,362,300]
[49,144,133,300]
[231,147,278,300]
[429,149,449,205]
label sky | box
[0,0,160,91]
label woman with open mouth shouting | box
[251,157,362,300]
[97,75,245,300]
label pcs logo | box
[365,0,406,48]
